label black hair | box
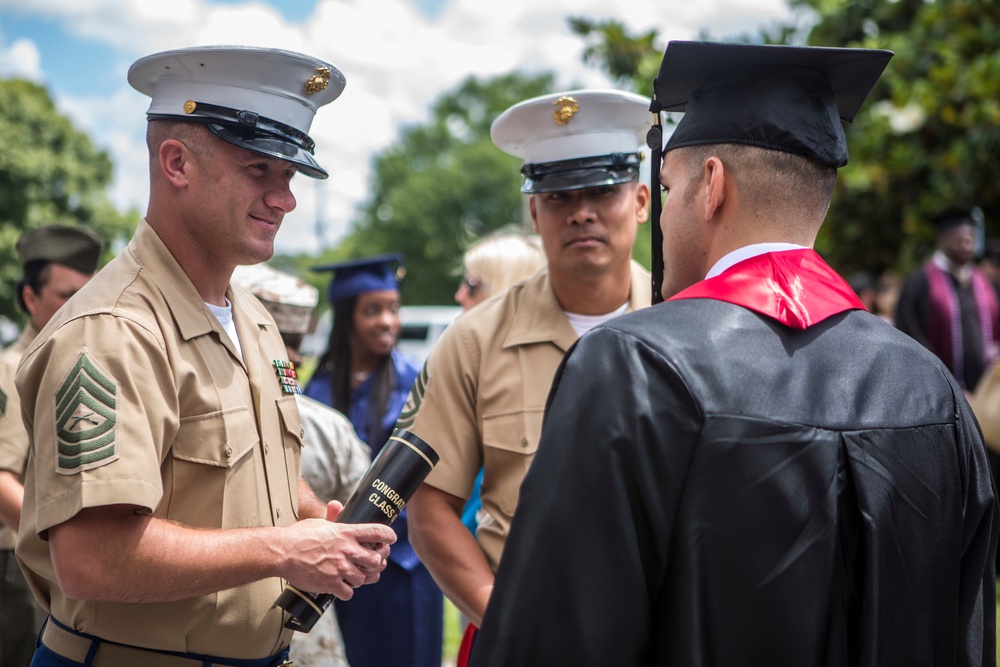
[316,296,395,446]
[15,260,52,316]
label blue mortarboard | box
[654,41,893,168]
[312,253,404,304]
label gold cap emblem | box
[305,67,331,96]
[552,96,579,125]
[183,100,197,114]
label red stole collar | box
[668,249,864,330]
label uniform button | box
[276,508,282,519]
[264,443,270,455]
[299,427,305,439]
[225,446,233,457]
[520,437,528,447]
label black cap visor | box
[148,100,328,179]
[205,123,328,179]
[521,153,640,194]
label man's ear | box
[703,156,727,222]
[158,139,194,189]
[22,285,39,318]
[529,195,540,234]
[633,181,650,225]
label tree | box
[0,78,136,323]
[569,7,1000,278]
[569,17,661,94]
[794,0,1000,275]
[291,52,668,304]
[316,72,556,305]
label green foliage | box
[569,17,661,95]
[565,6,1000,278]
[0,78,136,323]
[279,30,669,303]
[799,0,1000,275]
[323,72,556,305]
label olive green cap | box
[16,225,104,274]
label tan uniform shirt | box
[397,262,650,571]
[0,326,37,550]
[15,220,304,659]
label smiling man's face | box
[175,127,300,270]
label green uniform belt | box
[41,618,293,667]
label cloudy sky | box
[0,0,800,254]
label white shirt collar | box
[931,249,974,284]
[705,243,808,279]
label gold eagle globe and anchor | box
[552,96,579,125]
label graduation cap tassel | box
[646,92,664,305]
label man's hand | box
[47,504,395,604]
[281,515,394,600]
[326,499,344,522]
[409,483,495,626]
[0,470,23,532]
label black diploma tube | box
[274,429,439,632]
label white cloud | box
[0,37,43,81]
[2,0,797,253]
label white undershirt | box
[564,302,630,337]
[705,243,807,279]
[206,299,244,361]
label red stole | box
[668,249,864,330]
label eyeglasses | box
[461,276,483,296]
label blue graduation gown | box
[305,349,443,667]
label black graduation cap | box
[311,253,405,304]
[931,208,977,236]
[653,41,893,168]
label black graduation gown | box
[471,262,997,666]
[895,266,991,390]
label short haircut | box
[146,120,214,174]
[677,144,837,225]
[15,261,52,315]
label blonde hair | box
[463,229,546,298]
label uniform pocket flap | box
[482,409,543,454]
[276,396,304,449]
[173,407,259,468]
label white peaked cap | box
[128,45,345,179]
[490,89,651,193]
